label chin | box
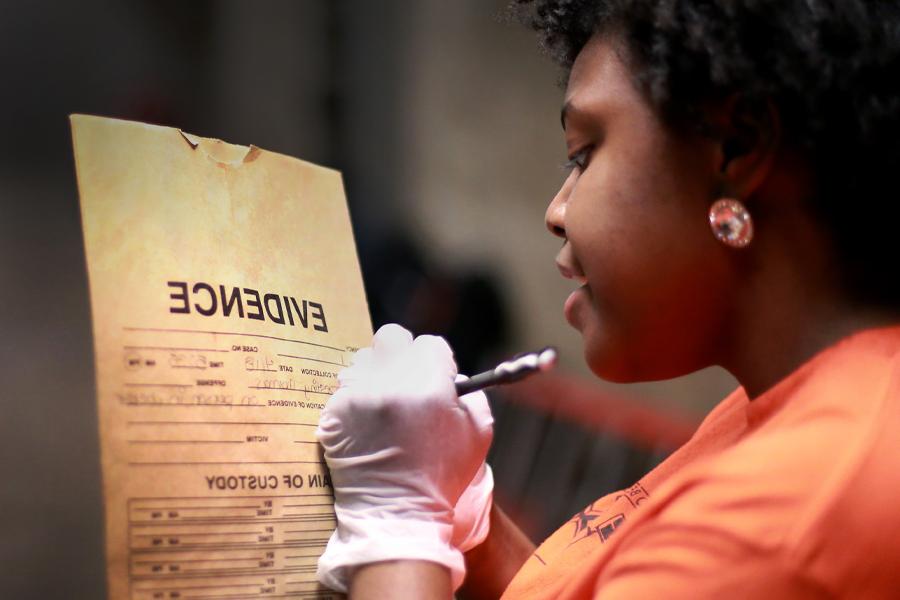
[582,331,702,384]
[585,350,641,383]
[582,332,638,383]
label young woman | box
[315,1,900,598]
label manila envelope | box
[72,114,369,599]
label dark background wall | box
[0,2,734,597]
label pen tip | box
[537,347,558,371]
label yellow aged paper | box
[72,114,369,599]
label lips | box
[563,285,589,327]
[555,243,586,283]
[556,243,589,326]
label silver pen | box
[455,347,558,396]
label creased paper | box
[72,114,369,599]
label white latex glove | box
[450,372,494,554]
[316,324,494,593]
[451,462,494,553]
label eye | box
[562,146,593,173]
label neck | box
[724,298,894,399]
[717,207,898,399]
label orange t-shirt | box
[501,325,900,599]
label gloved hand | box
[451,461,494,553]
[450,373,495,555]
[316,324,494,593]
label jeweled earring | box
[708,198,754,248]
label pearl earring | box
[708,198,754,248]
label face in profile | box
[546,35,740,383]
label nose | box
[545,170,575,239]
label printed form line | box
[125,383,192,388]
[127,440,244,444]
[124,345,229,353]
[129,461,322,466]
[124,326,345,353]
[132,582,262,591]
[277,353,344,367]
[132,506,260,510]
[249,387,331,395]
[132,532,261,537]
[127,421,318,426]
[122,402,267,407]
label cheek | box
[568,162,694,295]
[566,158,731,380]
[576,131,718,280]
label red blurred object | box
[503,371,700,451]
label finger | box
[336,348,373,387]
[314,409,342,442]
[336,366,357,387]
[320,384,358,423]
[457,389,494,435]
[411,334,457,378]
[372,323,414,356]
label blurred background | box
[0,1,736,597]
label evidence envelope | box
[72,115,370,599]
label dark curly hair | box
[513,0,900,309]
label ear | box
[707,95,781,199]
